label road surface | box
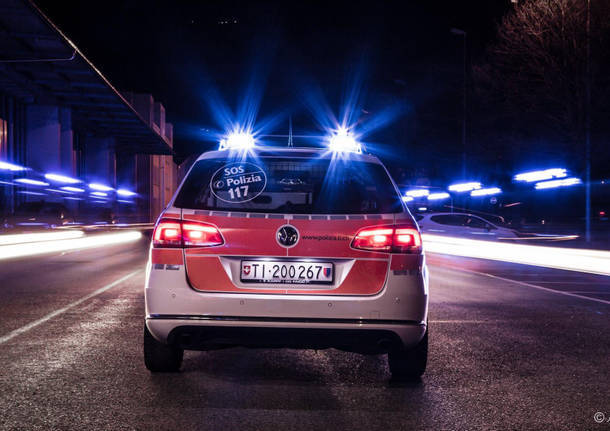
[0,237,608,430]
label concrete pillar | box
[116,152,136,190]
[83,137,116,186]
[59,108,74,176]
[25,105,60,173]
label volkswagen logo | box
[276,225,299,248]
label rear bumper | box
[146,315,426,353]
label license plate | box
[240,260,334,285]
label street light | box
[451,27,467,180]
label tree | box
[474,0,610,171]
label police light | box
[91,191,108,197]
[327,128,362,153]
[514,168,567,182]
[534,177,582,190]
[448,182,481,192]
[402,196,414,202]
[218,131,255,151]
[44,173,81,184]
[470,187,502,197]
[405,189,429,197]
[428,192,450,201]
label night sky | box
[35,0,511,180]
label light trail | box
[422,234,610,276]
[0,231,142,260]
[0,230,84,246]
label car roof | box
[196,146,383,164]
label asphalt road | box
[0,237,608,430]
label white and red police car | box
[144,131,429,380]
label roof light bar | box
[327,128,362,153]
[514,168,567,183]
[448,182,481,192]
[470,187,502,197]
[534,177,582,190]
[218,131,255,151]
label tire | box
[144,323,183,372]
[388,327,428,381]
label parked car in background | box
[415,212,519,239]
[3,201,74,230]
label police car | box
[144,130,429,381]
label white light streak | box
[0,230,84,246]
[0,231,142,261]
[422,234,610,276]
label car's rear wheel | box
[387,327,428,381]
[144,323,183,372]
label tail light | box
[351,224,422,253]
[153,218,224,248]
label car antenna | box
[287,116,293,147]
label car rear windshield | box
[174,157,403,214]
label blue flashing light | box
[0,160,26,172]
[405,188,429,197]
[428,192,450,201]
[91,191,108,197]
[117,188,137,197]
[14,178,49,186]
[61,186,85,193]
[535,177,582,190]
[327,128,362,153]
[448,182,481,192]
[402,196,414,202]
[471,187,502,197]
[44,173,81,184]
[514,168,567,183]
[17,190,46,196]
[218,130,255,151]
[89,183,114,192]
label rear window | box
[174,157,403,214]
